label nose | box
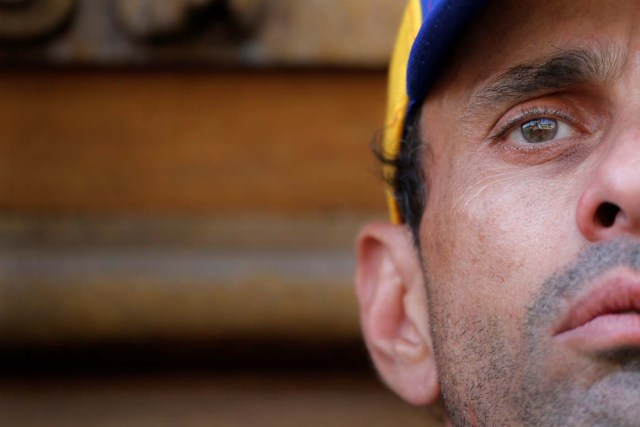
[577,128,640,241]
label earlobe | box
[355,222,440,405]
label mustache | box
[526,237,640,326]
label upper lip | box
[554,271,640,336]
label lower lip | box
[556,313,640,352]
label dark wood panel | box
[0,71,387,215]
[0,376,444,427]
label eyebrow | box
[464,46,624,117]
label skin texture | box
[356,0,640,425]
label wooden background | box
[0,1,445,425]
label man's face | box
[420,0,640,424]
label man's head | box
[356,0,640,425]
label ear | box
[355,221,440,405]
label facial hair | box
[427,238,640,427]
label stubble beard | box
[425,238,640,427]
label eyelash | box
[488,106,578,144]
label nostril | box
[595,202,620,228]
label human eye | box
[507,116,575,145]
[491,107,579,148]
[482,103,598,165]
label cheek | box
[421,164,581,322]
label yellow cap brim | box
[383,0,423,224]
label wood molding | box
[0,0,404,67]
[0,214,377,345]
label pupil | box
[521,118,558,143]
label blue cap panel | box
[407,0,486,109]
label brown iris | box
[521,118,558,143]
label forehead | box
[428,0,640,105]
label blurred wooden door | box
[0,1,444,426]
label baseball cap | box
[383,0,486,223]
